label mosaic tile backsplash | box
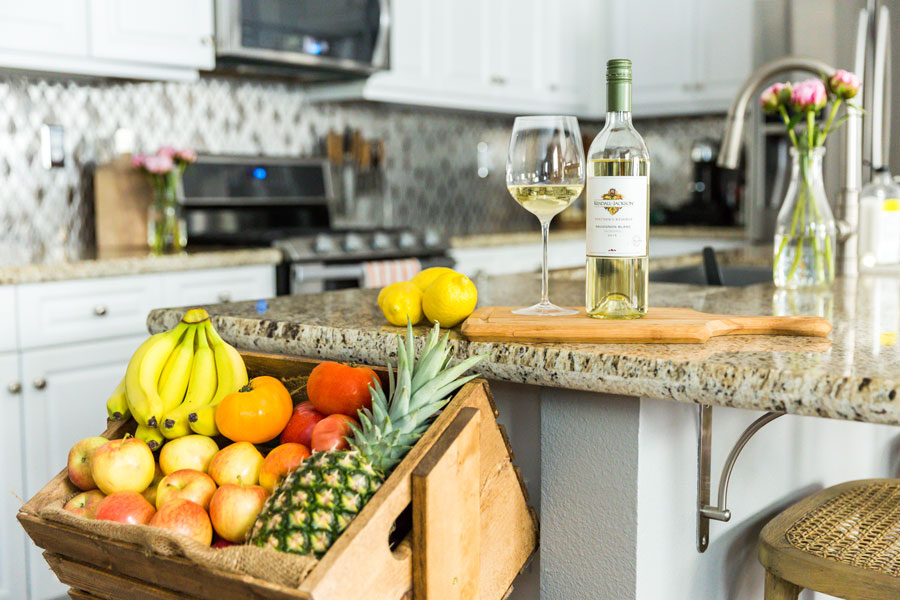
[0,72,724,264]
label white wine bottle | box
[585,59,650,319]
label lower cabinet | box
[21,335,146,600]
[0,352,27,600]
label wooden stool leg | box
[765,571,802,600]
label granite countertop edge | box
[146,307,900,427]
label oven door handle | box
[293,263,364,283]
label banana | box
[135,423,165,451]
[187,321,248,437]
[125,322,188,428]
[106,377,130,421]
[158,325,196,415]
[161,327,216,440]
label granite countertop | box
[451,225,746,249]
[0,247,283,285]
[148,260,900,426]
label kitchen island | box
[149,269,900,600]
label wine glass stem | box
[540,218,550,305]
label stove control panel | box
[276,229,448,262]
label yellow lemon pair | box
[377,267,477,328]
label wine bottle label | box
[586,176,649,257]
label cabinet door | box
[694,0,752,110]
[487,0,537,98]
[89,0,214,69]
[539,0,591,112]
[615,0,696,115]
[21,335,145,600]
[0,353,27,600]
[0,0,88,56]
[162,266,276,307]
[437,0,489,91]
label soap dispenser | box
[859,167,900,267]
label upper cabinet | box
[0,0,213,81]
[608,0,753,116]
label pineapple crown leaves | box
[347,320,486,474]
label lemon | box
[377,281,410,309]
[422,272,478,328]
[380,282,424,326]
[410,267,457,292]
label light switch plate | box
[40,124,65,169]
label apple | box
[149,498,213,546]
[259,443,310,493]
[311,414,358,452]
[142,464,165,507]
[95,491,156,525]
[91,437,156,495]
[211,536,235,549]
[209,484,269,543]
[63,490,106,519]
[159,435,219,475]
[280,402,325,447]
[156,469,217,510]
[67,436,109,490]
[208,442,264,486]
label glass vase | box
[773,147,836,289]
[148,177,187,255]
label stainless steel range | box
[181,155,452,295]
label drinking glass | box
[506,115,585,316]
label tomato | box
[311,414,359,452]
[215,376,294,444]
[280,401,325,447]
[307,362,379,417]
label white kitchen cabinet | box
[0,286,17,353]
[163,265,276,307]
[0,0,212,81]
[21,335,145,600]
[90,0,214,70]
[0,352,27,600]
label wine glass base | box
[512,302,578,317]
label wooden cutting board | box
[460,306,832,344]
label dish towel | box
[361,258,422,288]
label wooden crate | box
[18,351,538,600]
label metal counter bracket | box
[696,404,784,552]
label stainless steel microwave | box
[214,0,389,80]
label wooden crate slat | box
[46,552,198,600]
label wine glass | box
[506,115,585,316]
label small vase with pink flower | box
[132,147,197,255]
[761,70,862,289]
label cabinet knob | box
[33,378,47,390]
[94,305,108,316]
[217,292,232,303]
[548,84,559,92]
[7,382,21,394]
[201,34,214,46]
[490,75,507,85]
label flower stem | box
[819,98,842,144]
[778,105,798,148]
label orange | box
[214,376,293,444]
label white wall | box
[636,398,900,600]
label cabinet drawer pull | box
[94,305,108,316]
[217,292,232,303]
[7,382,21,394]
[33,378,47,390]
[490,75,507,85]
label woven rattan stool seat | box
[759,479,900,600]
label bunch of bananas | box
[106,308,248,450]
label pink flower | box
[790,79,827,112]
[828,69,860,100]
[131,154,146,168]
[760,82,790,113]
[175,149,197,163]
[156,146,177,159]
[143,154,174,174]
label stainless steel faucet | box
[716,56,861,277]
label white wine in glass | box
[506,116,585,316]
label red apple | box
[159,435,219,475]
[208,484,269,543]
[142,464,165,507]
[149,498,213,546]
[280,402,325,447]
[67,436,109,490]
[208,442,264,487]
[91,437,156,495]
[63,490,106,519]
[259,443,310,493]
[95,491,156,525]
[211,536,235,549]
[156,469,217,510]
[311,414,358,452]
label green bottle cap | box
[606,58,632,112]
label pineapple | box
[248,322,485,557]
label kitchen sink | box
[650,264,771,287]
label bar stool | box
[759,479,900,599]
